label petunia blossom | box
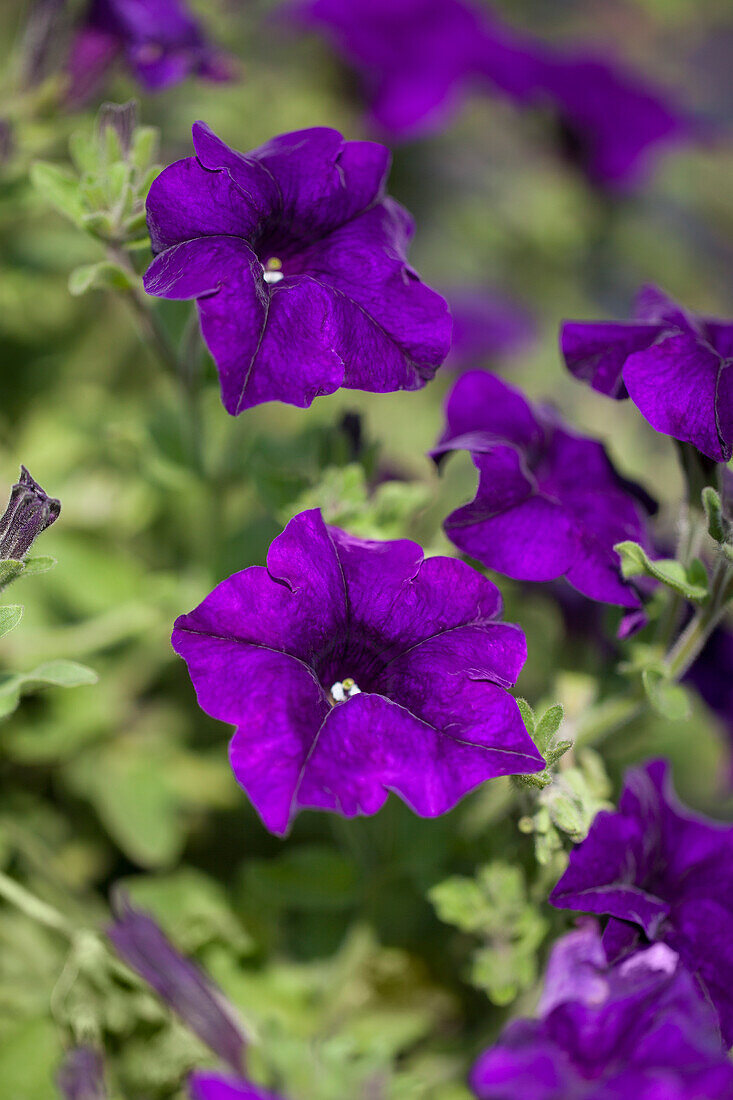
[144,123,451,414]
[432,371,654,607]
[471,921,733,1099]
[550,759,733,1046]
[290,0,695,189]
[561,285,733,463]
[189,1071,285,1100]
[67,0,231,106]
[172,508,543,836]
[444,287,536,373]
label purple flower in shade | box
[67,0,231,105]
[289,1,695,189]
[431,371,654,608]
[289,0,541,139]
[686,626,733,785]
[143,123,451,415]
[57,1047,107,1100]
[549,759,733,1047]
[171,508,543,836]
[561,285,733,463]
[107,892,247,1074]
[189,1072,285,1100]
[444,287,536,374]
[0,466,60,561]
[470,921,733,1100]
[535,53,694,193]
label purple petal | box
[296,689,541,820]
[444,286,536,372]
[560,320,662,398]
[107,895,247,1072]
[57,1047,107,1100]
[537,920,609,1016]
[623,332,731,462]
[189,1071,285,1100]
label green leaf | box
[614,540,709,601]
[131,126,159,176]
[0,660,97,720]
[534,704,564,752]
[0,560,25,589]
[0,605,23,638]
[30,161,85,227]
[515,698,535,735]
[20,555,56,576]
[69,260,140,296]
[642,668,691,720]
[702,486,729,544]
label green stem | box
[0,869,73,937]
[666,554,733,680]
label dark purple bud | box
[0,466,60,561]
[97,100,138,158]
[107,891,247,1074]
[56,1046,107,1100]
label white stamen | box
[330,678,362,704]
[263,257,284,285]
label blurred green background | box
[0,1,731,1096]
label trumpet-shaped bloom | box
[172,509,543,835]
[290,0,694,188]
[432,371,653,607]
[562,285,733,462]
[471,921,733,1099]
[550,759,733,1046]
[144,123,450,414]
[67,0,231,104]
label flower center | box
[262,257,284,285]
[329,677,361,705]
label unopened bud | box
[0,466,60,560]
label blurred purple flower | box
[444,287,536,373]
[685,626,733,785]
[67,0,232,105]
[172,508,543,836]
[290,0,695,189]
[471,921,733,1099]
[57,1047,107,1100]
[432,371,654,607]
[536,53,694,192]
[144,123,450,414]
[550,759,733,1046]
[108,892,247,1073]
[561,285,733,462]
[189,1072,285,1100]
[0,466,60,561]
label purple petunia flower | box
[443,287,536,373]
[561,285,733,463]
[143,123,451,414]
[189,1072,285,1100]
[470,921,733,1099]
[432,371,654,607]
[107,892,247,1073]
[686,626,733,785]
[171,508,543,836]
[290,0,695,189]
[67,0,231,105]
[550,759,733,1047]
[535,53,694,193]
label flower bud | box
[0,466,60,561]
[56,1046,107,1100]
